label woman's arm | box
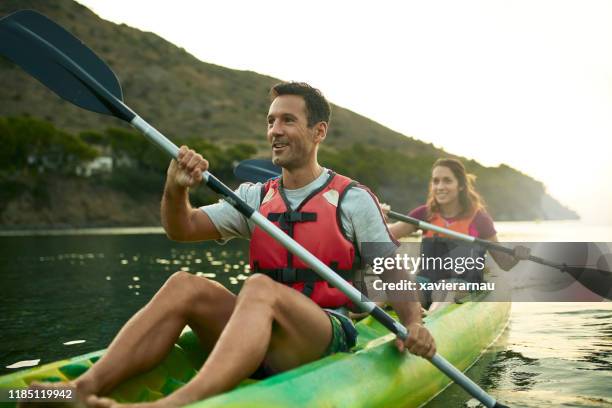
[485,234,531,271]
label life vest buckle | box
[268,211,317,230]
[281,267,297,283]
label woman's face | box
[431,165,462,206]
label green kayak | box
[0,295,509,407]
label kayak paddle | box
[234,158,612,301]
[0,10,508,407]
[234,158,281,183]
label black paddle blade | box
[234,159,281,183]
[565,265,612,300]
[0,10,131,120]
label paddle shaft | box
[388,210,567,270]
[0,12,504,407]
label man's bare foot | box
[16,381,93,407]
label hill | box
[0,0,578,228]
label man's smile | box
[272,140,289,152]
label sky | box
[75,0,612,224]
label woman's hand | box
[513,245,531,260]
[380,203,391,222]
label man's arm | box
[161,146,221,242]
[381,266,436,358]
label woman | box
[383,158,530,310]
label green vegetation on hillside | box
[0,116,97,173]
[0,117,256,221]
[0,117,576,228]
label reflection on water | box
[0,221,611,407]
[425,303,612,407]
[0,234,249,375]
[489,305,612,407]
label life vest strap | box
[267,211,317,230]
[253,264,354,284]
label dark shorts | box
[251,309,358,379]
[323,308,358,356]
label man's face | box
[266,95,319,169]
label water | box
[0,221,610,407]
[427,302,612,407]
[0,234,250,375]
[427,221,612,407]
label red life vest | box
[420,210,487,283]
[249,171,360,308]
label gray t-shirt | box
[200,170,397,263]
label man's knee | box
[164,271,198,290]
[238,273,278,307]
[160,271,221,307]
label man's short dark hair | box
[270,82,331,127]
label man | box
[26,82,435,408]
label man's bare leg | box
[19,272,235,407]
[89,273,334,408]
